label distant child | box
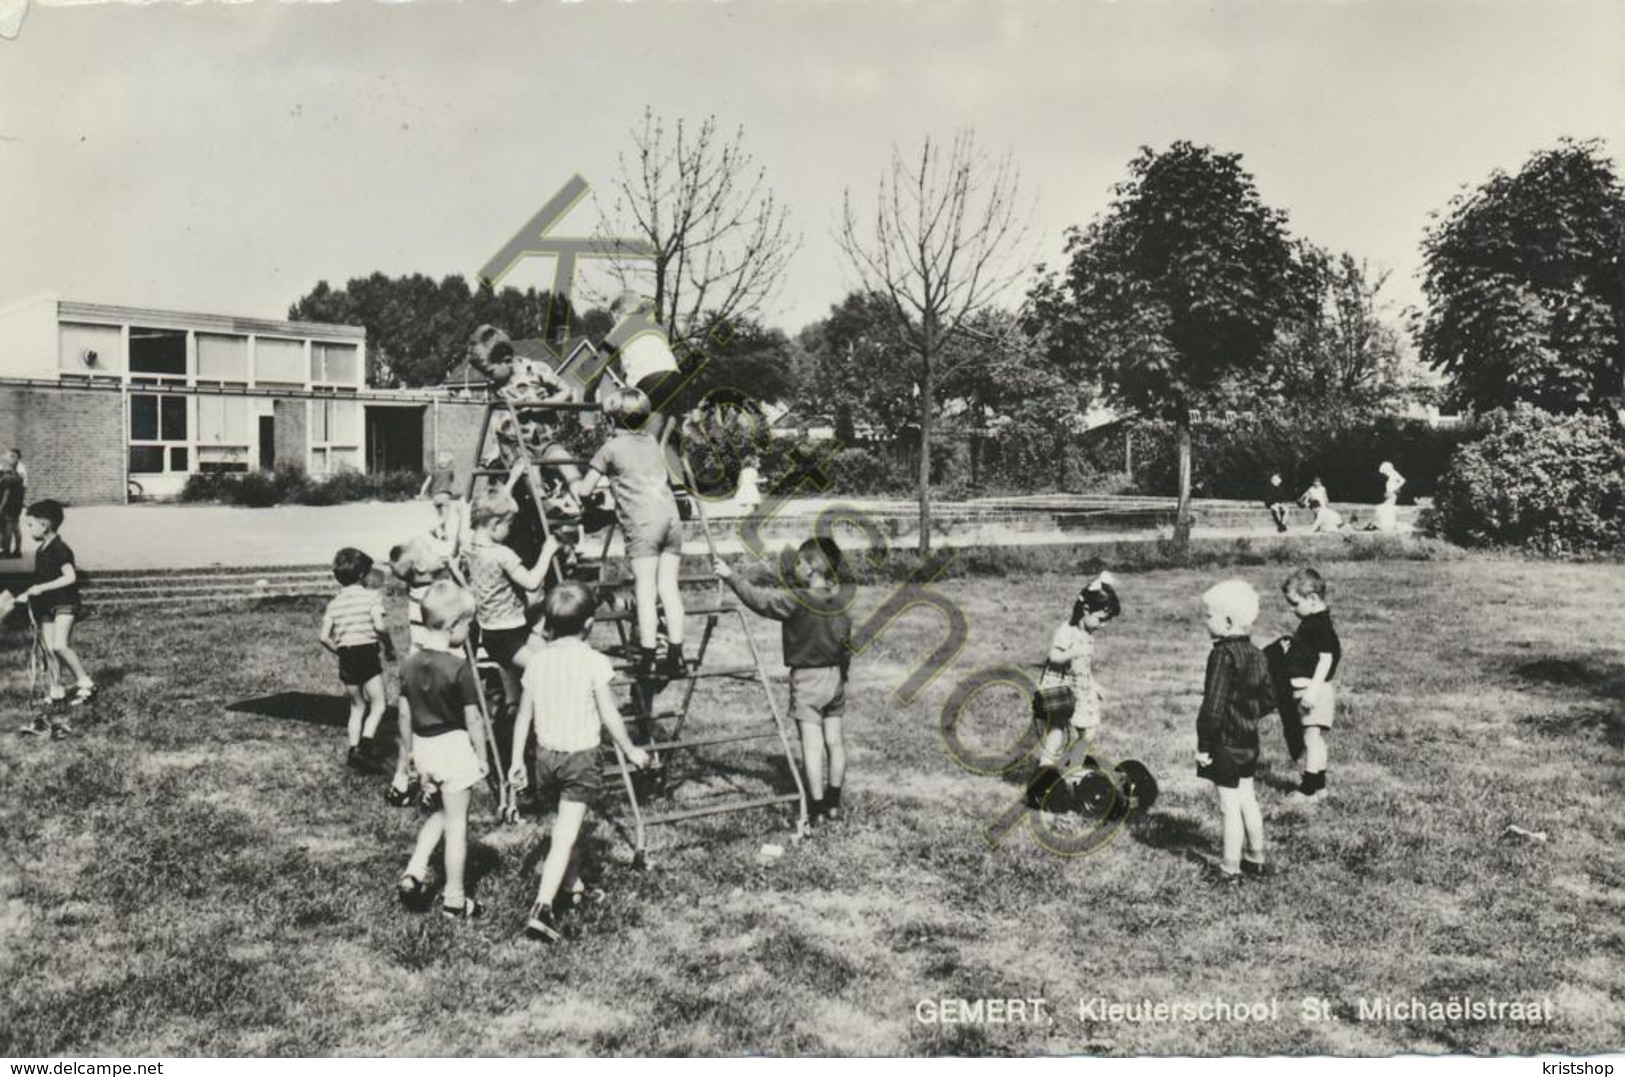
[1263,472,1290,533]
[509,582,650,942]
[1277,567,1341,805]
[319,546,396,770]
[0,459,24,558]
[420,451,463,548]
[1025,571,1122,811]
[385,530,456,804]
[715,537,854,825]
[574,387,687,681]
[733,455,763,515]
[15,500,95,727]
[7,449,29,492]
[1195,579,1277,884]
[396,580,489,921]
[462,489,560,770]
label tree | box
[799,290,919,444]
[1028,141,1302,544]
[288,274,576,387]
[594,109,800,350]
[839,130,1033,552]
[1419,139,1625,414]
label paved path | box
[0,497,1415,573]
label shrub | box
[175,466,426,508]
[1434,406,1625,556]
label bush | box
[1434,406,1625,556]
[176,466,426,508]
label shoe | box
[345,746,366,771]
[385,780,419,808]
[659,649,689,680]
[524,901,563,942]
[441,896,483,921]
[397,873,431,910]
[634,649,661,682]
[18,716,50,736]
[1210,867,1243,888]
[43,692,67,710]
[49,721,73,740]
[69,684,97,707]
[1240,858,1271,880]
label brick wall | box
[0,386,126,505]
[424,400,489,488]
[272,400,307,472]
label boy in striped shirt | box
[319,546,396,770]
[508,582,649,942]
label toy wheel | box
[1115,760,1159,815]
[1070,769,1119,817]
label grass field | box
[1,554,1621,1057]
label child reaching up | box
[574,388,687,681]
[319,546,396,770]
[1024,571,1122,811]
[1195,579,1277,884]
[715,538,853,825]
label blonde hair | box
[420,580,474,631]
[471,492,518,528]
[1202,579,1260,630]
[604,387,652,422]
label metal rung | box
[640,793,801,827]
[647,728,778,753]
[595,602,738,623]
[609,664,760,686]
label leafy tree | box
[1029,141,1302,543]
[1419,139,1625,413]
[839,130,1033,552]
[799,291,919,444]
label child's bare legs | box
[1302,727,1327,777]
[1038,725,1068,768]
[438,785,473,907]
[825,716,847,793]
[405,794,447,882]
[46,612,92,690]
[535,799,589,910]
[631,556,660,650]
[799,721,827,802]
[1216,779,1266,874]
[344,684,366,748]
[360,675,388,741]
[655,551,684,648]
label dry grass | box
[0,554,1620,1056]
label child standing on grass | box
[420,451,463,548]
[714,537,854,826]
[16,499,95,732]
[1024,571,1122,811]
[385,530,456,805]
[509,582,650,942]
[319,546,395,770]
[1278,567,1341,805]
[574,387,687,682]
[396,580,490,921]
[1195,579,1277,885]
[0,459,23,558]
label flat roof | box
[50,298,366,341]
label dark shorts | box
[1197,747,1258,789]
[534,747,602,806]
[338,644,383,687]
[29,600,80,621]
[478,625,531,667]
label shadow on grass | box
[1128,810,1208,855]
[226,691,349,728]
[1510,654,1625,749]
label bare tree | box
[594,109,800,349]
[838,130,1033,552]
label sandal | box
[441,896,483,921]
[70,685,98,708]
[397,873,430,909]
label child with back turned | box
[319,546,395,769]
[396,580,489,920]
[714,537,853,826]
[574,387,687,681]
[509,582,650,942]
[1195,579,1277,885]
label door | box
[259,416,275,471]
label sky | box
[0,0,1620,338]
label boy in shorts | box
[1195,579,1277,884]
[574,388,688,681]
[385,530,456,804]
[16,499,95,730]
[0,458,23,558]
[396,580,490,920]
[1278,567,1342,805]
[462,493,560,701]
[319,546,396,769]
[715,537,853,825]
[509,582,650,942]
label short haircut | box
[1203,578,1260,630]
[332,546,373,586]
[6,449,20,460]
[470,323,514,364]
[388,543,407,564]
[25,499,62,530]
[798,536,843,581]
[1282,567,1327,599]
[1078,580,1121,621]
[604,387,652,422]
[471,493,518,528]
[420,580,473,631]
[544,581,597,637]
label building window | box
[129,328,187,382]
[129,393,189,475]
[256,338,305,386]
[312,342,360,386]
[196,395,251,473]
[197,334,249,384]
[310,399,361,475]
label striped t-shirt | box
[522,636,615,753]
[326,585,383,648]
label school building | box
[0,295,521,506]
